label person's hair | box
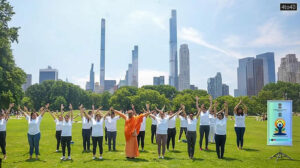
[237,107,244,116]
[30,112,39,119]
[217,112,224,119]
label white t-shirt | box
[0,119,7,131]
[234,114,246,127]
[151,115,157,125]
[200,111,210,125]
[179,116,188,128]
[82,117,92,129]
[61,120,73,137]
[139,117,146,132]
[187,118,198,131]
[105,116,120,132]
[168,115,177,128]
[55,119,63,131]
[209,114,216,126]
[215,117,227,135]
[26,115,43,135]
[156,116,169,134]
[91,118,104,137]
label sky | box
[9,0,300,95]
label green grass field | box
[2,111,300,168]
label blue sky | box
[10,0,300,95]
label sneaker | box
[56,150,59,152]
[92,156,96,160]
[178,140,180,142]
[3,155,7,160]
[61,156,66,160]
[68,156,71,160]
[161,156,164,159]
[158,156,161,159]
[205,147,209,151]
[99,156,103,160]
[200,148,203,151]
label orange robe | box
[120,114,145,158]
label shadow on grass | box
[25,158,46,162]
[60,159,74,163]
[125,157,149,162]
[242,148,260,152]
[222,157,241,161]
[139,150,149,153]
[170,150,181,153]
[83,158,110,163]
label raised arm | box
[60,104,65,115]
[91,104,95,115]
[234,99,242,114]
[5,103,14,120]
[169,108,182,119]
[84,111,92,120]
[208,95,213,113]
[69,104,74,121]
[143,104,151,117]
[39,106,46,117]
[195,96,201,113]
[79,104,84,118]
[131,104,137,116]
[19,106,29,118]
[242,102,248,115]
[155,105,165,114]
[112,109,127,120]
[224,102,229,118]
[213,101,218,118]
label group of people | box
[0,96,248,161]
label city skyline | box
[10,0,300,95]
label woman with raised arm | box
[167,109,178,151]
[60,104,74,160]
[234,99,248,150]
[186,104,200,159]
[208,102,217,143]
[111,104,151,158]
[150,110,157,144]
[105,108,120,151]
[80,105,93,152]
[178,110,187,142]
[84,107,105,160]
[48,104,63,152]
[0,103,14,160]
[20,105,46,160]
[137,106,147,151]
[149,107,182,159]
[196,95,212,151]
[214,101,228,159]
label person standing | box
[150,110,158,144]
[0,103,14,160]
[49,105,63,152]
[196,95,212,151]
[20,105,47,160]
[61,104,74,160]
[111,104,151,158]
[234,99,248,150]
[185,105,200,159]
[208,109,216,143]
[105,109,120,151]
[214,101,228,159]
[149,107,182,159]
[178,112,187,142]
[80,105,93,152]
[137,107,146,151]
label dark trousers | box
[92,136,103,155]
[179,127,187,140]
[167,128,176,150]
[82,129,91,151]
[0,131,6,155]
[199,125,210,148]
[27,133,40,156]
[56,130,62,150]
[137,131,145,149]
[61,136,71,157]
[215,134,226,158]
[151,125,156,143]
[105,127,108,142]
[235,127,245,148]
[107,131,117,151]
[187,131,196,158]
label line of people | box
[0,96,248,160]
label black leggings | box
[82,129,91,151]
[0,131,6,155]
[179,127,187,140]
[167,128,176,150]
[199,125,210,148]
[187,131,196,158]
[235,127,245,148]
[151,125,156,143]
[215,134,226,158]
[55,130,62,150]
[105,127,108,142]
[61,136,71,157]
[92,136,103,155]
[137,131,145,149]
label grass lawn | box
[2,111,300,168]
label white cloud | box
[223,35,241,48]
[128,10,167,30]
[179,27,243,59]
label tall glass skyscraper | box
[89,63,95,91]
[169,9,178,90]
[178,44,190,91]
[207,72,223,99]
[39,66,58,84]
[256,52,275,85]
[132,45,138,87]
[100,18,105,88]
[236,57,254,96]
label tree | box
[0,0,26,108]
[51,96,67,111]
[172,93,197,114]
[109,87,135,111]
[21,96,33,109]
[142,85,177,100]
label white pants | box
[208,125,215,143]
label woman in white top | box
[196,95,213,151]
[137,106,147,151]
[185,104,200,159]
[84,107,106,160]
[234,99,248,150]
[149,106,182,159]
[178,112,187,142]
[80,105,93,152]
[214,101,228,159]
[61,104,74,160]
[105,109,120,151]
[49,105,64,152]
[208,109,216,143]
[167,110,178,151]
[20,105,46,160]
[150,110,157,144]
[0,103,14,160]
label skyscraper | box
[89,63,95,91]
[207,72,223,99]
[127,64,133,86]
[178,44,190,91]
[39,66,58,84]
[246,58,264,96]
[153,76,165,85]
[132,45,138,87]
[222,84,229,96]
[278,54,300,83]
[100,18,105,88]
[256,52,275,85]
[236,57,254,96]
[22,74,32,91]
[169,9,178,90]
[104,80,116,91]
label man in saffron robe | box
[112,104,151,158]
